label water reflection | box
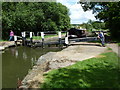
[2,46,61,88]
[23,52,27,60]
[15,50,18,58]
[10,48,16,56]
[9,48,19,58]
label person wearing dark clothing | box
[97,31,105,46]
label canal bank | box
[21,42,107,88]
[0,41,21,51]
[0,34,66,50]
[2,45,62,88]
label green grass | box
[0,40,8,42]
[107,47,112,50]
[30,33,66,40]
[28,35,58,40]
[0,40,3,42]
[118,43,120,46]
[87,40,101,43]
[41,51,120,88]
[26,34,58,40]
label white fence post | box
[30,32,33,44]
[41,32,44,39]
[30,32,33,38]
[14,35,17,46]
[65,32,69,45]
[14,36,17,41]
[58,32,62,48]
[58,32,61,39]
[41,32,44,48]
[21,32,26,46]
[21,32,26,38]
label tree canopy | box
[79,1,120,40]
[2,2,70,40]
[74,20,106,32]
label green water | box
[2,46,61,88]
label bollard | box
[41,32,44,48]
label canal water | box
[2,46,62,88]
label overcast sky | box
[57,0,97,24]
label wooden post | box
[22,32,26,46]
[41,32,44,48]
[14,35,17,46]
[58,32,62,48]
[65,32,69,47]
[37,32,39,36]
[30,32,33,44]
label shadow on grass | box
[41,64,120,88]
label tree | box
[91,21,106,30]
[79,1,120,40]
[2,2,70,40]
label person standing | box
[97,31,105,47]
[9,30,14,41]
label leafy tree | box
[2,2,70,40]
[91,21,106,30]
[79,1,120,40]
[79,20,106,32]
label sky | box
[57,0,97,24]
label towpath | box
[37,42,107,70]
[106,43,120,57]
[22,42,107,88]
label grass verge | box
[41,51,120,88]
[0,40,8,42]
[118,43,120,46]
[30,33,66,40]
[32,35,57,40]
[87,40,101,43]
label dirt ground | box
[2,41,118,88]
[37,42,107,70]
[22,42,107,88]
